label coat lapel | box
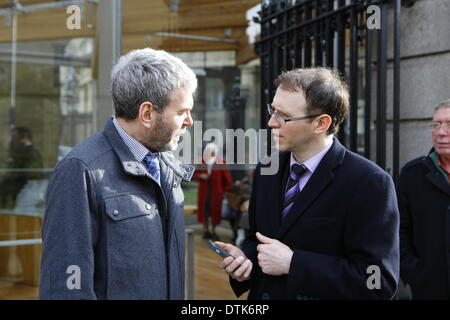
[258,152,290,236]
[276,138,346,239]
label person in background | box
[224,170,253,245]
[193,143,232,241]
[397,99,450,299]
[0,127,43,209]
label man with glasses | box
[397,99,450,299]
[216,67,399,299]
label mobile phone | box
[207,240,234,259]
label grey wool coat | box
[39,117,194,299]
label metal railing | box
[0,238,42,247]
[255,0,402,180]
[0,230,197,299]
[185,228,196,300]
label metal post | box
[393,0,401,181]
[8,1,18,133]
[304,3,312,67]
[349,1,359,152]
[376,2,388,169]
[364,27,373,159]
[294,6,303,68]
[314,0,322,66]
[325,0,334,67]
[336,0,347,145]
[97,0,121,131]
[185,228,195,300]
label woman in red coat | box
[193,143,232,241]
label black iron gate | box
[255,0,402,180]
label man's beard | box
[143,117,182,152]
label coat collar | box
[102,117,194,182]
[422,149,450,196]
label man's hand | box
[216,241,253,282]
[256,232,293,276]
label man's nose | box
[184,110,193,127]
[438,124,449,135]
[268,114,280,129]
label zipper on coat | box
[156,183,170,300]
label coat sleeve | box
[39,158,99,300]
[287,171,400,299]
[397,167,422,288]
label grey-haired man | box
[398,99,450,299]
[40,48,197,299]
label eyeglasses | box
[267,104,322,125]
[431,122,450,131]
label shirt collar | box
[112,116,156,162]
[290,139,334,174]
[429,150,449,182]
[437,156,450,174]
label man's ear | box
[138,102,156,129]
[314,114,332,134]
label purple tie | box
[282,164,307,217]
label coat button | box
[113,210,119,216]
[173,183,177,188]
[145,204,151,210]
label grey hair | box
[111,48,197,120]
[434,99,450,112]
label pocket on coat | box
[104,193,158,221]
[103,193,167,299]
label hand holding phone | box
[208,240,234,259]
[214,241,252,282]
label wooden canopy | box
[0,0,259,64]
